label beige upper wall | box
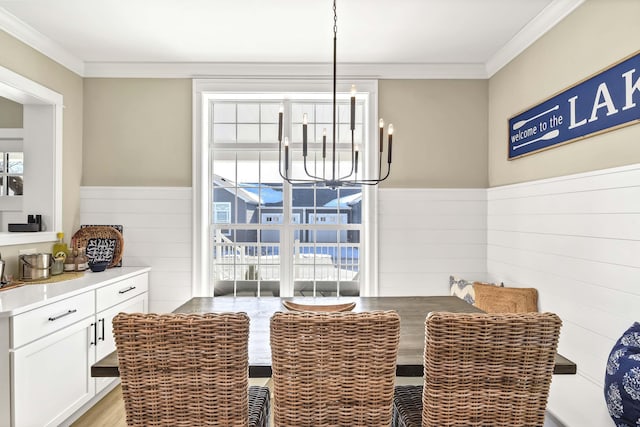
[82,78,488,188]
[0,96,23,127]
[374,79,488,188]
[0,32,84,228]
[83,78,192,186]
[488,0,640,187]
[0,30,83,272]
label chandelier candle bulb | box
[278,106,283,142]
[284,137,289,172]
[379,118,385,152]
[302,113,308,157]
[350,85,356,131]
[322,129,327,158]
[355,145,359,174]
[388,124,394,164]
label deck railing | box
[212,232,359,296]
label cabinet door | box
[95,292,147,394]
[12,317,95,427]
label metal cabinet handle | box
[90,322,97,346]
[99,318,105,341]
[118,286,136,294]
[48,309,77,322]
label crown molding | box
[83,61,489,79]
[1,0,584,80]
[0,8,84,76]
[485,0,585,77]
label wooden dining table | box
[91,295,577,378]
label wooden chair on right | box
[393,312,562,427]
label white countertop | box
[0,266,151,317]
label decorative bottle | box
[52,232,69,260]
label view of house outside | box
[209,98,365,297]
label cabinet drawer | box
[12,291,95,349]
[96,273,148,312]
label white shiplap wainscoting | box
[487,164,640,427]
[378,188,488,296]
[80,187,192,313]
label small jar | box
[51,256,65,275]
[64,249,77,272]
[75,247,88,272]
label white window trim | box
[193,78,380,297]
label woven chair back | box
[422,312,562,427]
[270,310,401,427]
[113,312,251,427]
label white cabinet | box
[12,316,95,427]
[0,267,150,427]
[94,285,147,394]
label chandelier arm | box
[277,139,289,182]
[341,158,392,185]
[302,153,327,181]
[336,129,356,181]
[378,144,383,181]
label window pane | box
[7,152,23,173]
[237,151,260,184]
[290,126,302,143]
[0,152,4,172]
[237,124,259,143]
[314,124,331,143]
[213,103,236,123]
[355,103,364,124]
[213,124,236,143]
[260,104,280,123]
[260,124,278,142]
[315,104,332,123]
[211,151,236,186]
[7,176,22,195]
[338,124,351,143]
[337,103,351,123]
[291,103,314,123]
[237,103,259,122]
[260,151,283,184]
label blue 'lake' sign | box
[508,51,640,159]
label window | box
[213,202,231,224]
[194,80,379,298]
[0,139,24,196]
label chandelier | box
[278,0,394,188]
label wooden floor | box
[71,385,127,427]
[71,378,277,427]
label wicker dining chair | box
[270,310,401,427]
[393,312,562,427]
[112,312,270,427]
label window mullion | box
[280,99,294,297]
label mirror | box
[0,66,62,245]
[0,97,24,198]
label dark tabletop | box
[92,296,577,377]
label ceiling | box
[0,0,584,78]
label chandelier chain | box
[333,0,337,36]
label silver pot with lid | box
[19,253,52,281]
